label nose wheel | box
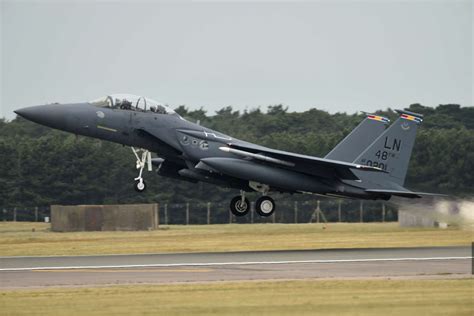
[134,179,147,192]
[131,147,152,193]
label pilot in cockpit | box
[120,99,132,110]
[149,105,157,113]
[156,105,167,114]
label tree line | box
[0,103,472,210]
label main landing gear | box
[229,191,275,217]
[255,196,275,217]
[131,147,152,192]
[230,191,250,216]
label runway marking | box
[32,268,213,273]
[0,256,471,272]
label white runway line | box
[0,256,471,271]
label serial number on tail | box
[364,160,388,171]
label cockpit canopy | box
[89,94,176,115]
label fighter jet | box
[14,94,437,217]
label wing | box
[224,142,386,181]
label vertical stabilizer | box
[325,114,389,162]
[353,110,423,186]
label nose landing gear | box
[134,179,146,192]
[131,147,152,192]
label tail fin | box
[325,114,389,162]
[353,110,423,186]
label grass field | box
[1,279,473,315]
[0,222,471,257]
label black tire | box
[230,196,250,216]
[255,196,275,217]
[134,179,146,192]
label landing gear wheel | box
[134,179,146,192]
[256,196,275,217]
[230,196,250,216]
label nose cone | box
[14,104,66,129]
[14,103,94,135]
[15,105,46,121]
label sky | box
[1,0,472,120]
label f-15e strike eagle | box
[15,94,438,217]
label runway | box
[0,246,471,289]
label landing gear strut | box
[131,147,152,192]
[230,191,250,216]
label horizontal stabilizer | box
[365,189,447,199]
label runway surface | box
[0,246,471,289]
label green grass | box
[0,222,471,257]
[1,279,473,315]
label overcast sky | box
[1,0,472,120]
